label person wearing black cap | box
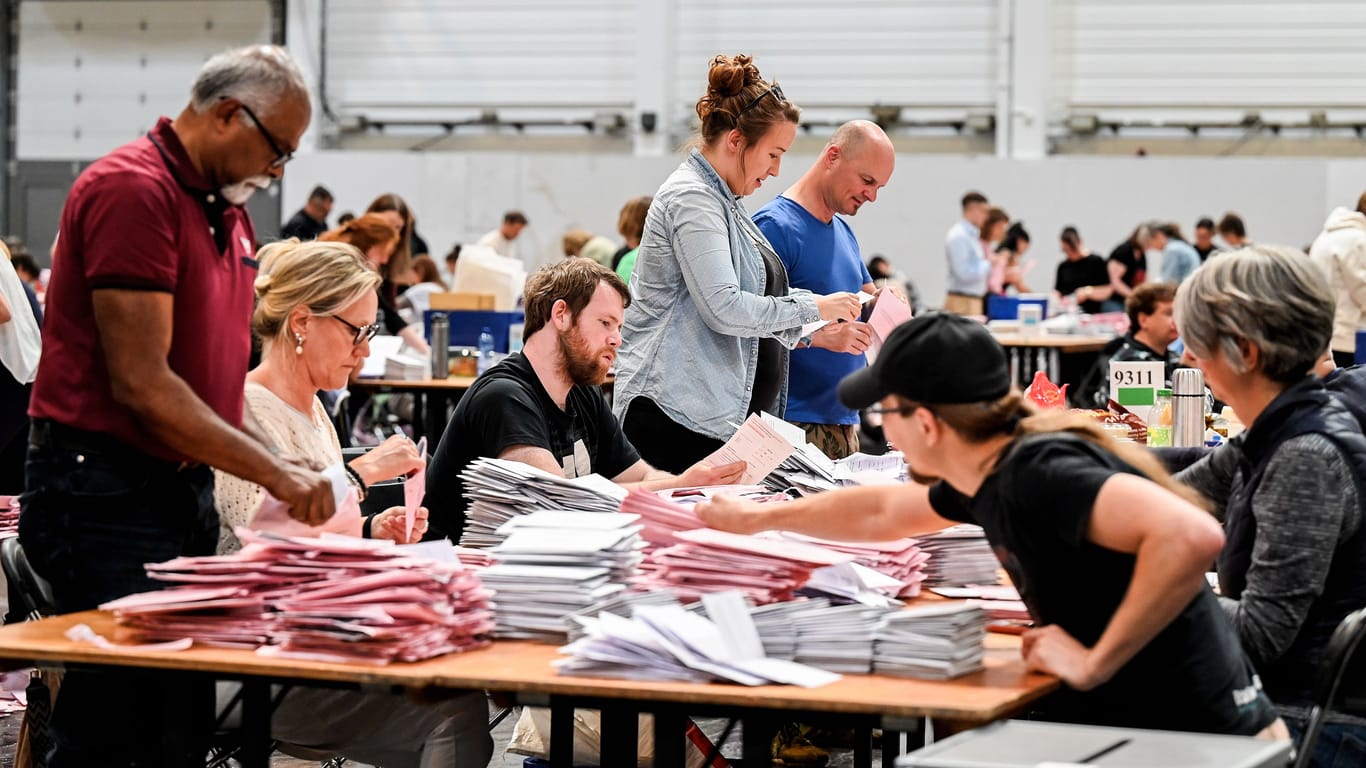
[698,312,1285,738]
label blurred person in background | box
[1193,217,1221,262]
[943,191,992,315]
[319,215,429,355]
[476,209,528,263]
[280,183,332,241]
[1140,222,1201,285]
[1054,226,1115,313]
[1107,226,1148,302]
[613,195,652,281]
[1218,212,1249,249]
[561,227,617,268]
[399,255,449,321]
[1309,192,1366,368]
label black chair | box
[1292,606,1366,768]
[1,537,56,622]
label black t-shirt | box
[1054,255,1111,314]
[927,435,1276,734]
[377,281,407,336]
[423,352,640,541]
[749,243,786,416]
[280,209,327,242]
[1194,243,1220,263]
[1107,241,1147,288]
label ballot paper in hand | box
[251,464,361,538]
[404,437,427,540]
[705,413,799,485]
[867,289,913,345]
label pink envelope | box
[402,437,427,541]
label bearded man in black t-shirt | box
[423,258,744,542]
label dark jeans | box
[19,420,219,767]
[1286,715,1366,768]
[622,397,725,475]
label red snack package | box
[1024,371,1069,409]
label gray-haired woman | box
[1174,245,1366,766]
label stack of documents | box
[555,591,840,688]
[566,589,682,642]
[776,532,928,598]
[770,450,908,495]
[458,457,626,547]
[100,529,493,663]
[634,527,851,605]
[917,525,1001,586]
[478,503,645,642]
[491,511,644,581]
[619,485,784,549]
[0,496,17,539]
[452,546,497,569]
[929,585,1030,622]
[789,602,893,674]
[873,602,988,679]
[383,353,428,381]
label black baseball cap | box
[838,312,1011,409]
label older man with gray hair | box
[753,120,896,458]
[20,45,332,764]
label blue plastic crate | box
[986,294,1049,321]
[425,309,525,353]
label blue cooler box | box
[986,294,1049,321]
[424,310,525,353]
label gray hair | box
[1175,244,1334,383]
[190,45,308,118]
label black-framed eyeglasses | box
[331,315,381,346]
[738,83,785,118]
[236,101,294,169]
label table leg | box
[652,709,687,768]
[426,392,450,443]
[239,678,272,768]
[549,698,575,766]
[742,712,776,767]
[1009,348,1021,387]
[600,704,637,767]
[854,722,872,767]
[1048,349,1060,383]
[882,729,901,768]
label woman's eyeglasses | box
[331,315,382,346]
[738,83,785,117]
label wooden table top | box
[0,611,1057,724]
[352,375,480,390]
[991,334,1113,352]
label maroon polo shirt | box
[29,117,258,462]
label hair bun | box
[253,272,273,298]
[706,54,759,99]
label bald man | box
[753,120,896,459]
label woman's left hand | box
[370,505,429,544]
[349,435,424,486]
[1021,624,1104,690]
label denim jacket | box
[614,150,821,441]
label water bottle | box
[1172,368,1207,448]
[429,313,449,380]
[1147,388,1173,447]
[477,326,495,376]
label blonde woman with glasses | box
[212,238,493,766]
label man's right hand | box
[265,462,336,526]
[811,320,873,354]
[815,292,860,323]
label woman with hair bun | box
[614,54,861,472]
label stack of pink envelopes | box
[773,532,930,598]
[99,529,494,664]
[619,486,785,550]
[633,528,852,605]
[0,496,18,540]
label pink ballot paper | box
[251,464,362,538]
[404,437,427,540]
[867,289,913,345]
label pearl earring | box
[295,333,304,355]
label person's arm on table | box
[697,483,954,541]
[349,433,424,485]
[612,458,746,491]
[1106,260,1133,299]
[94,289,334,525]
[1021,473,1223,690]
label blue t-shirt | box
[754,195,871,425]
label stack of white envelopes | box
[917,525,1001,587]
[634,527,851,605]
[481,511,644,641]
[100,529,493,664]
[873,602,989,679]
[458,458,626,548]
[555,591,840,688]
